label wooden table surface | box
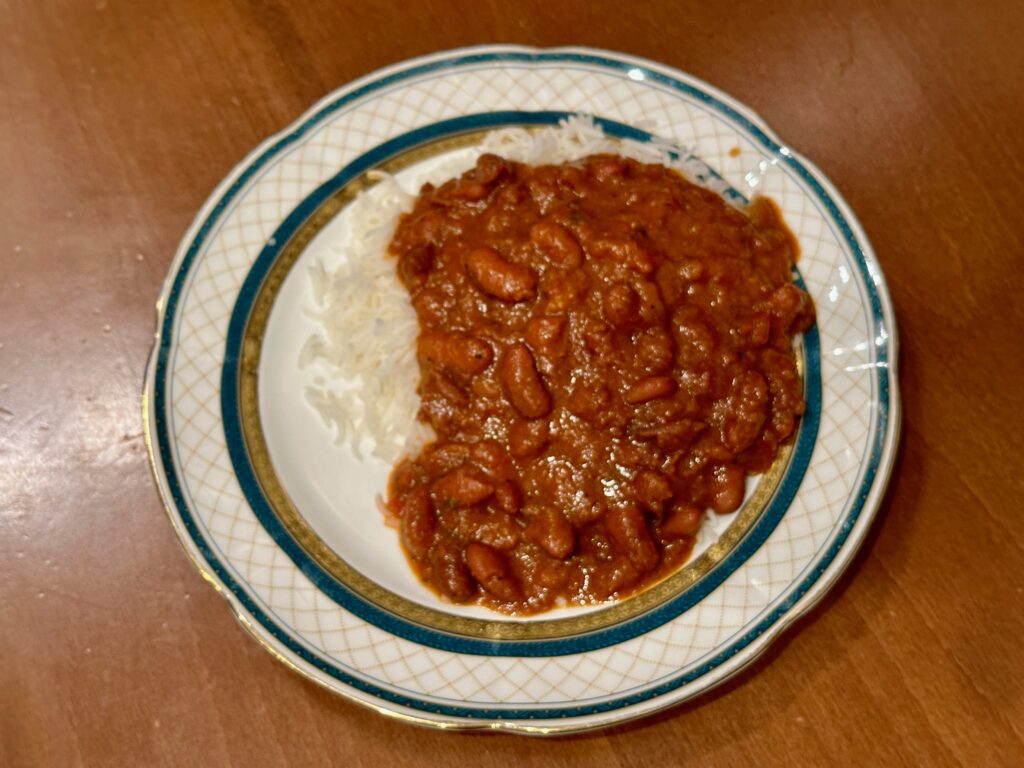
[3,1,1023,765]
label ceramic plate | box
[144,45,900,734]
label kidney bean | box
[555,164,586,190]
[410,288,447,328]
[469,441,514,479]
[451,156,507,202]
[605,504,659,573]
[578,520,613,558]
[473,153,509,185]
[655,419,706,452]
[493,480,523,514]
[526,508,575,559]
[466,247,536,302]
[721,370,769,452]
[761,349,803,439]
[635,326,675,373]
[422,442,471,475]
[426,371,468,409]
[588,155,629,181]
[431,466,494,508]
[454,179,489,201]
[465,542,520,601]
[633,469,674,514]
[398,209,446,248]
[496,181,528,207]
[564,501,603,534]
[430,543,474,602]
[456,509,520,550]
[397,243,434,290]
[499,343,551,419]
[602,283,640,328]
[388,459,416,496]
[587,560,642,601]
[654,261,684,305]
[768,283,814,334]
[524,315,567,357]
[417,331,493,377]
[400,487,436,560]
[661,502,704,539]
[708,463,745,514]
[626,246,656,275]
[584,326,616,362]
[634,281,665,323]
[589,239,654,274]
[624,375,677,404]
[530,220,583,268]
[737,314,772,348]
[674,315,716,364]
[508,419,549,459]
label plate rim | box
[143,43,902,734]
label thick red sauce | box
[385,153,814,614]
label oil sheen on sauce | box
[385,153,815,615]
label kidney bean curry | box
[385,153,814,615]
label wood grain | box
[2,1,1022,765]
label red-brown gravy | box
[385,153,814,614]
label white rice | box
[299,116,705,463]
[298,171,430,463]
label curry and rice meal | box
[303,122,814,615]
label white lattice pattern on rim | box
[164,60,878,707]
